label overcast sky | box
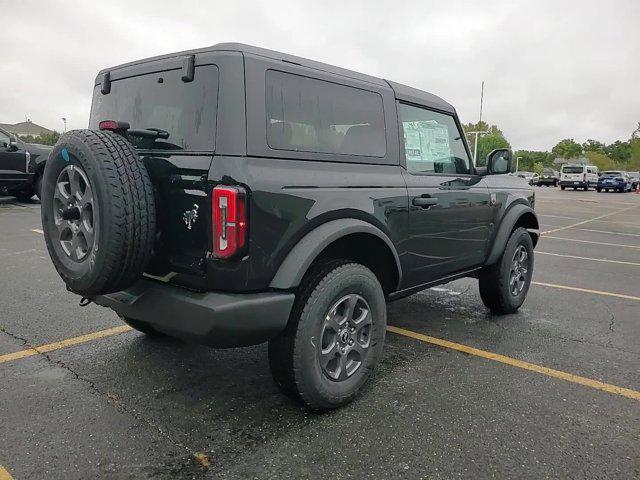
[1,0,638,151]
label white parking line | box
[574,228,640,238]
[31,228,43,234]
[541,205,638,235]
[537,251,640,266]
[532,281,640,301]
[541,236,640,250]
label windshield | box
[89,65,219,151]
[562,166,584,174]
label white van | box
[559,164,599,191]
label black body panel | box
[89,42,537,303]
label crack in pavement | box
[0,327,207,473]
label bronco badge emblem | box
[183,204,199,230]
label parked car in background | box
[559,164,598,190]
[516,171,540,185]
[536,168,559,186]
[596,171,633,192]
[0,127,51,200]
[627,171,640,190]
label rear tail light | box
[212,185,247,259]
[98,120,130,133]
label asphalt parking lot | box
[1,187,639,479]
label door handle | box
[412,196,438,208]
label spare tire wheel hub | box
[53,164,95,261]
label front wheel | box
[560,185,566,190]
[268,261,386,411]
[479,227,534,314]
[596,188,602,192]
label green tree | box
[533,162,544,175]
[582,139,606,154]
[629,138,640,170]
[585,151,614,171]
[604,140,631,165]
[463,122,510,166]
[514,150,555,172]
[18,131,60,146]
[551,139,582,159]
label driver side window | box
[399,103,470,175]
[0,130,10,149]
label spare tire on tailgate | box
[41,130,156,296]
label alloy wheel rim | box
[509,245,529,296]
[319,294,372,382]
[52,164,96,262]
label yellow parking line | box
[387,325,640,401]
[532,281,640,301]
[0,325,132,365]
[0,466,14,480]
[541,205,638,235]
[536,251,640,266]
[541,236,640,249]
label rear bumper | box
[536,178,557,185]
[597,182,626,190]
[559,180,588,188]
[94,279,295,348]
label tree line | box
[464,121,640,174]
[18,131,61,146]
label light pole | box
[469,129,490,164]
[469,81,488,165]
[61,117,67,133]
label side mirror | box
[486,149,512,175]
[7,136,18,152]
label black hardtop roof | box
[97,43,455,114]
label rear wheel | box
[560,185,566,190]
[268,261,386,410]
[479,227,534,314]
[596,187,602,192]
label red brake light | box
[212,185,247,259]
[99,120,118,131]
[98,120,130,132]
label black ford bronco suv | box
[41,43,539,410]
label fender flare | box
[485,204,539,265]
[269,218,402,290]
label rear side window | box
[265,70,386,157]
[90,65,219,151]
[562,166,583,174]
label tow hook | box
[79,297,93,307]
